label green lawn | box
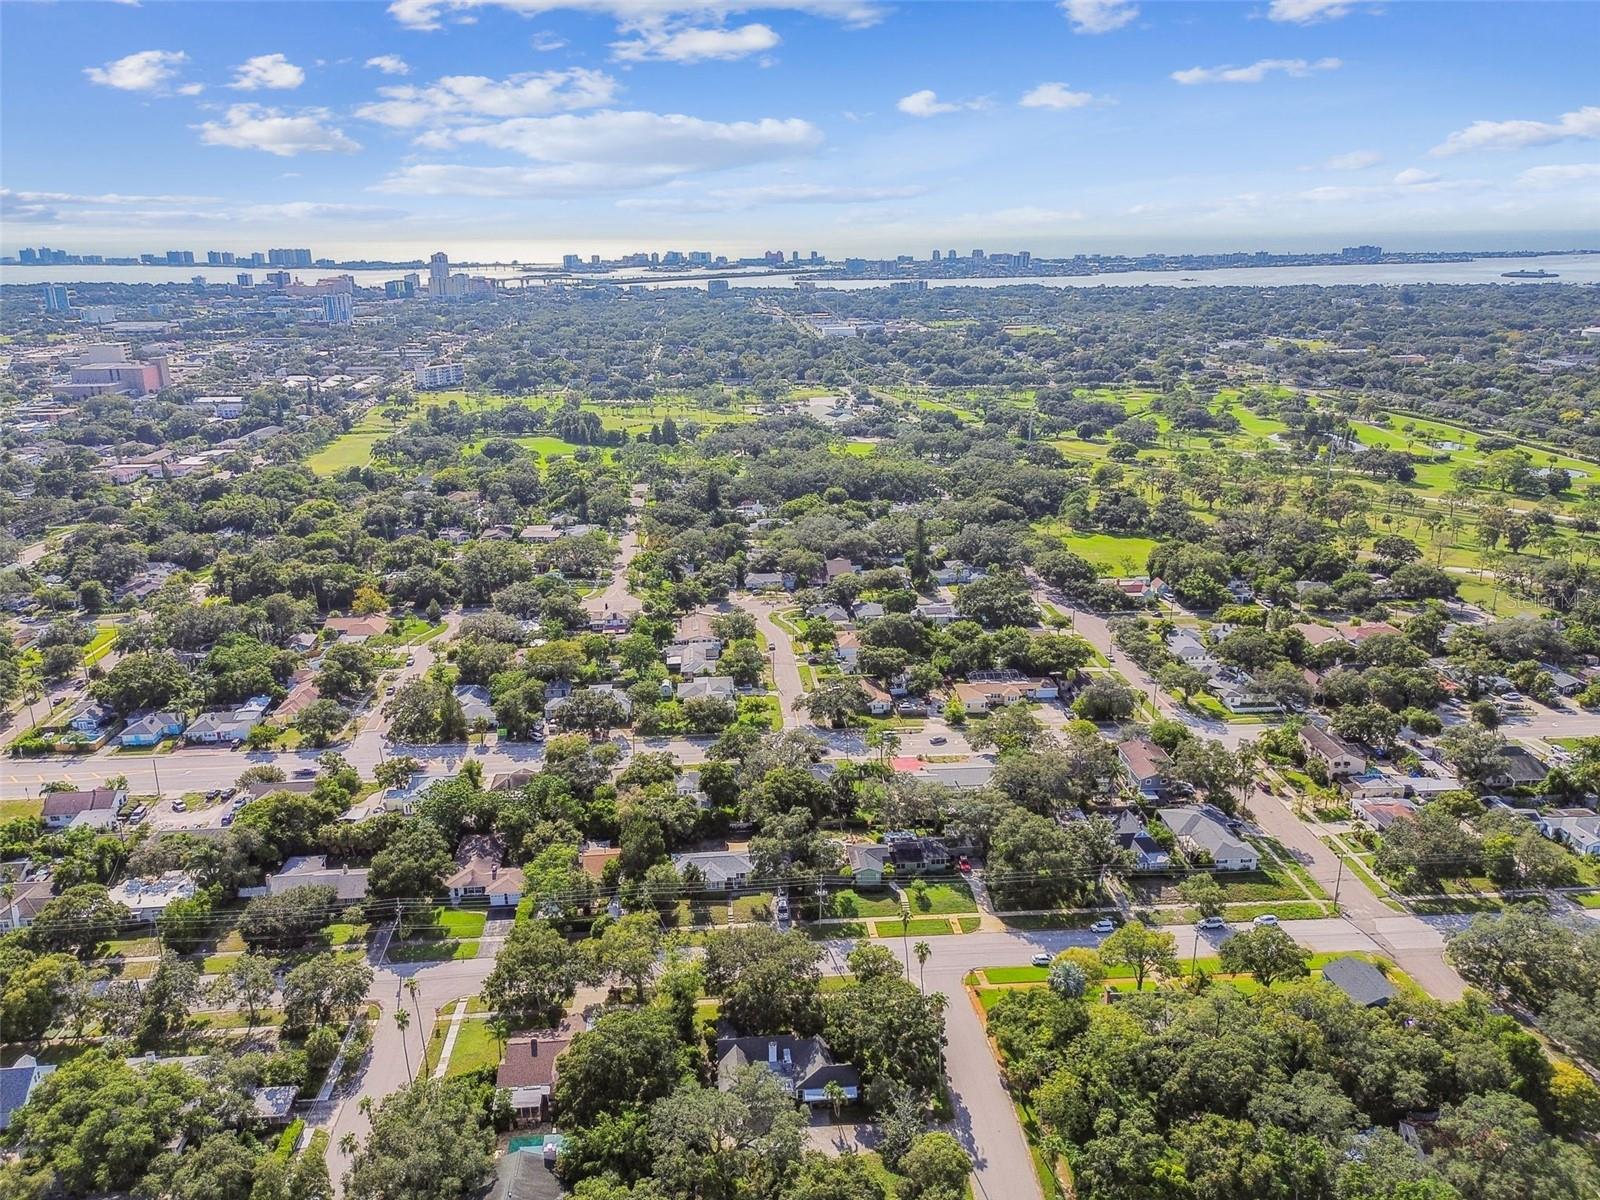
[82,627,117,666]
[827,881,976,918]
[873,917,957,937]
[390,939,480,962]
[0,798,43,822]
[306,427,388,476]
[436,1018,503,1077]
[403,908,486,939]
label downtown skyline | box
[1,0,1597,261]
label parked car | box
[293,768,316,778]
[1090,918,1116,934]
[957,856,971,873]
[171,799,186,813]
[1197,915,1227,930]
[1030,952,1053,968]
[1252,914,1280,927]
[929,736,947,745]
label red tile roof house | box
[496,1035,574,1125]
[323,615,389,643]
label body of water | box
[3,253,1597,291]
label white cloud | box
[531,31,568,50]
[1,188,219,205]
[83,49,189,92]
[897,89,987,118]
[1319,149,1382,170]
[176,82,206,96]
[356,68,618,128]
[1019,81,1096,110]
[1431,106,1600,156]
[611,21,779,62]
[377,107,822,194]
[375,162,680,195]
[618,181,924,211]
[1059,0,1137,34]
[196,105,361,156]
[1515,162,1600,189]
[1172,57,1341,85]
[365,54,412,75]
[387,0,883,33]
[447,108,820,163]
[1391,167,1439,187]
[240,201,406,221]
[1267,0,1358,23]
[228,53,307,90]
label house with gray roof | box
[1321,957,1398,1008]
[267,855,370,901]
[0,1055,55,1130]
[452,684,496,726]
[716,1036,859,1105]
[1159,806,1259,871]
[677,676,736,703]
[672,849,753,891]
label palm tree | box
[899,904,911,981]
[822,1080,848,1121]
[406,978,423,1029]
[913,941,931,995]
[393,1008,413,1082]
[339,1134,357,1157]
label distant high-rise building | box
[404,272,420,292]
[971,250,985,260]
[268,248,313,267]
[1018,250,1031,268]
[321,293,353,324]
[236,273,254,287]
[563,254,582,270]
[590,254,601,265]
[932,250,942,261]
[41,284,70,313]
[429,251,450,298]
[707,279,730,295]
[265,270,290,286]
[19,248,38,265]
[79,305,117,325]
[947,248,958,260]
[1341,244,1382,262]
[414,362,465,390]
[207,251,225,265]
[385,278,415,298]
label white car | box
[1089,918,1116,934]
[1197,915,1227,930]
[1252,914,1280,927]
[1030,952,1053,968]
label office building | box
[236,273,254,287]
[429,251,450,298]
[41,285,70,313]
[321,293,353,324]
[79,305,117,325]
[52,344,170,399]
[414,362,465,390]
[384,279,414,299]
[265,271,290,286]
[563,254,582,270]
[403,272,420,292]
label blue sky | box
[2,0,1597,260]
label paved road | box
[321,915,1407,1196]
[583,484,647,621]
[742,596,806,730]
[1246,783,1467,999]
